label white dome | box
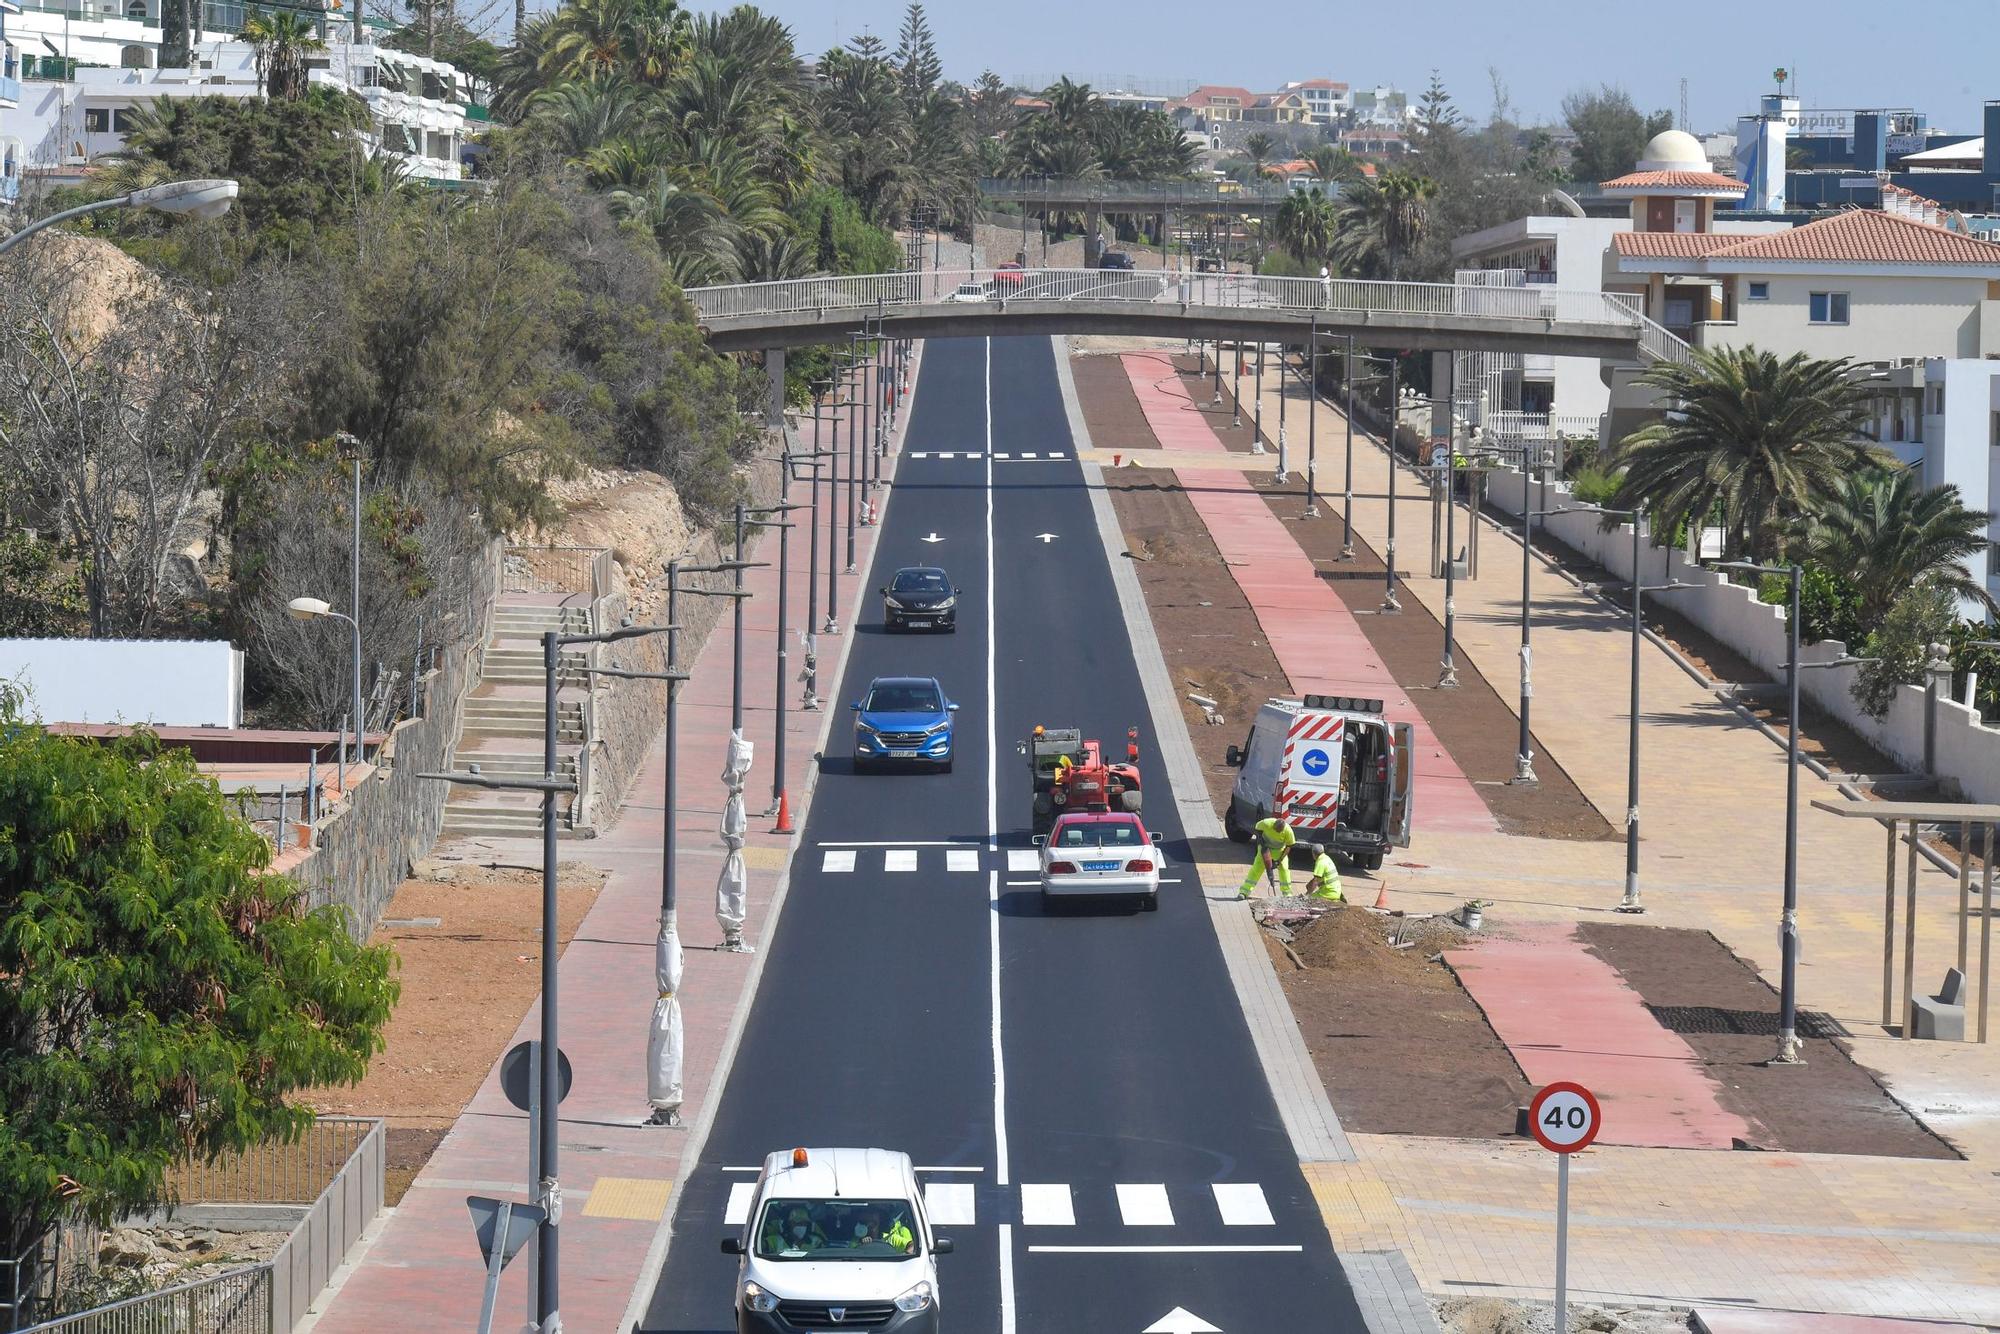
[1635,129,1708,172]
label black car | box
[880,567,959,632]
[1098,251,1135,270]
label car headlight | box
[925,718,951,735]
[894,1281,935,1313]
[855,719,879,735]
[741,1280,779,1314]
[884,596,905,610]
[933,596,956,610]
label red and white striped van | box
[1223,695,1413,870]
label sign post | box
[1528,1081,1601,1332]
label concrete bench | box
[1911,967,1968,1041]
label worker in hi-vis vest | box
[1239,808,1297,898]
[1305,843,1343,902]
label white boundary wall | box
[1483,464,2000,804]
[0,638,244,728]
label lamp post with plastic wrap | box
[417,612,673,1331]
[741,500,805,830]
[788,394,837,710]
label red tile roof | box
[1180,85,1256,107]
[1612,208,2000,269]
[1613,232,1742,259]
[1705,208,2000,265]
[1600,169,1747,194]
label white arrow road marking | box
[1115,1184,1174,1226]
[1143,1308,1223,1334]
[1211,1183,1275,1226]
[921,532,945,543]
[724,1182,756,1226]
[924,1181,976,1226]
[1019,1184,1075,1227]
[1035,532,1058,543]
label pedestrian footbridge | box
[685,268,1693,363]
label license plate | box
[1083,860,1119,871]
[907,619,929,627]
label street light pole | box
[0,178,240,255]
[1622,504,1644,912]
[1513,444,1540,785]
[845,338,859,574]
[744,502,803,825]
[1303,321,1319,517]
[1382,356,1402,614]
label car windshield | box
[1054,820,1143,849]
[893,571,949,595]
[755,1198,920,1260]
[866,683,941,713]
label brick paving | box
[306,363,916,1332]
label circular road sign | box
[1301,747,1331,778]
[500,1041,573,1113]
[1528,1082,1601,1153]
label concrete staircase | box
[441,599,595,839]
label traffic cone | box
[1113,453,1122,467]
[773,790,793,833]
[1372,879,1391,910]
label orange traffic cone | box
[1372,879,1391,910]
[773,790,793,833]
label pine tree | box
[893,2,942,113]
[1413,69,1462,152]
[846,31,887,62]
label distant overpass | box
[686,267,1693,365]
[976,176,1300,216]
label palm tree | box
[1332,168,1435,279]
[1805,468,1996,621]
[1275,186,1338,268]
[1242,132,1275,176]
[1609,347,1882,560]
[1305,144,1363,187]
[239,10,326,102]
[608,170,739,286]
[539,0,689,86]
[526,78,650,158]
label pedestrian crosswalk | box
[904,451,1071,461]
[814,844,1183,879]
[719,1178,1282,1233]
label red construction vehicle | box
[1022,724,1144,829]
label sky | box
[727,0,2000,135]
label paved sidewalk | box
[1088,345,2000,1321]
[309,387,913,1332]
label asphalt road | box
[641,336,1366,1333]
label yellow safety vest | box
[886,1218,914,1251]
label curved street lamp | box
[287,595,363,786]
[0,178,241,256]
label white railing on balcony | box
[1603,293,1697,366]
[688,268,1650,338]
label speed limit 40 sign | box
[1528,1081,1601,1153]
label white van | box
[1224,695,1413,870]
[721,1146,952,1333]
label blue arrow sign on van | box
[1300,748,1331,778]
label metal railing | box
[978,176,1296,206]
[688,267,1649,336]
[17,1119,382,1334]
[1484,411,1605,442]
[501,545,611,598]
[1604,293,1697,366]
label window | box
[1746,281,1770,301]
[82,108,109,132]
[1809,292,1850,324]
[111,109,138,133]
[1674,199,1697,233]
[1930,383,1946,415]
[120,44,152,69]
[756,1199,920,1260]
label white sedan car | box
[943,281,989,303]
[1036,812,1163,911]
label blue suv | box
[852,676,958,771]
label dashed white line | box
[924,1182,977,1226]
[947,849,980,873]
[884,849,917,872]
[724,1181,756,1226]
[1006,849,1039,872]
[1028,1244,1304,1255]
[1212,1183,1276,1226]
[1019,1184,1075,1227]
[821,850,856,873]
[1115,1184,1175,1227]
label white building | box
[1350,84,1409,129]
[1280,79,1350,124]
[1910,360,2000,608]
[1,0,23,202]
[5,5,466,186]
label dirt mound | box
[512,467,692,618]
[20,231,163,347]
[1287,905,1468,986]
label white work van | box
[1224,694,1413,870]
[721,1146,952,1333]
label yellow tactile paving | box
[579,1176,673,1221]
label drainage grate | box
[1647,1004,1849,1040]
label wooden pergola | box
[1811,799,1998,1042]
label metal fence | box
[16,1119,382,1334]
[501,545,613,599]
[689,267,1648,333]
[978,176,1297,207]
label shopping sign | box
[1528,1081,1601,1153]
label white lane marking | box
[885,849,917,872]
[724,1182,756,1226]
[993,452,1011,459]
[819,840,978,847]
[1028,1244,1305,1254]
[947,849,980,873]
[1004,879,1040,887]
[985,338,1015,1334]
[1021,451,1038,459]
[1212,1183,1276,1226]
[1006,849,1039,872]
[909,452,929,459]
[938,451,956,459]
[998,1223,1017,1334]
[924,1182,976,1226]
[1116,1184,1175,1227]
[1019,1184,1075,1227]
[721,1165,986,1174]
[821,850,856,873]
